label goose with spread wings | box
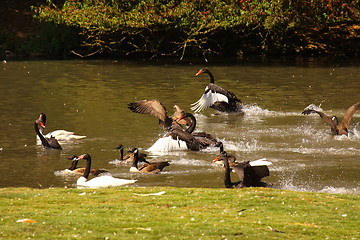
[190,68,243,113]
[148,112,219,152]
[302,102,360,136]
[128,99,191,130]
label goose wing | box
[192,132,219,147]
[128,100,168,122]
[339,102,360,130]
[191,84,230,113]
[46,136,62,149]
[302,109,336,128]
[231,162,249,180]
[139,162,170,173]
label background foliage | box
[17,0,360,58]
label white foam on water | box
[319,186,360,195]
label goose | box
[34,116,62,149]
[74,154,137,188]
[36,113,86,144]
[212,142,237,165]
[65,155,109,176]
[128,148,170,173]
[190,68,243,113]
[302,102,360,136]
[115,145,149,164]
[220,151,272,188]
[128,100,191,130]
[148,112,219,152]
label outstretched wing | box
[340,102,360,130]
[302,109,335,127]
[128,99,168,122]
[190,84,229,113]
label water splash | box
[303,103,324,112]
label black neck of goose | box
[206,71,215,84]
[223,154,233,188]
[218,142,224,152]
[119,148,123,160]
[185,114,197,133]
[68,160,78,171]
[83,157,91,179]
[131,150,139,169]
[34,121,51,148]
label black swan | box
[148,112,219,152]
[219,151,271,188]
[66,155,108,176]
[36,113,86,144]
[128,148,170,173]
[128,100,191,130]
[34,116,62,149]
[115,145,149,163]
[74,154,137,188]
[302,102,360,136]
[191,68,243,113]
[178,112,219,147]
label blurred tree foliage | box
[33,0,360,58]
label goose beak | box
[40,122,46,128]
[76,154,86,160]
[213,156,219,163]
[195,69,203,76]
[177,115,184,121]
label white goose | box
[75,154,137,188]
[36,113,86,144]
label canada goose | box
[36,113,86,144]
[34,116,62,149]
[129,148,170,173]
[191,68,243,113]
[115,145,149,164]
[302,102,360,136]
[74,154,137,188]
[148,112,219,152]
[66,155,108,176]
[219,151,271,188]
[128,100,191,130]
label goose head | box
[35,118,46,129]
[39,113,47,125]
[213,151,228,164]
[196,68,209,76]
[67,155,78,160]
[128,148,139,155]
[115,145,123,150]
[76,153,91,161]
[177,112,194,121]
[215,142,224,152]
[331,116,339,125]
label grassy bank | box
[0,187,359,239]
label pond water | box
[0,57,359,194]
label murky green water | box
[0,57,359,194]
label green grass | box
[0,187,359,239]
